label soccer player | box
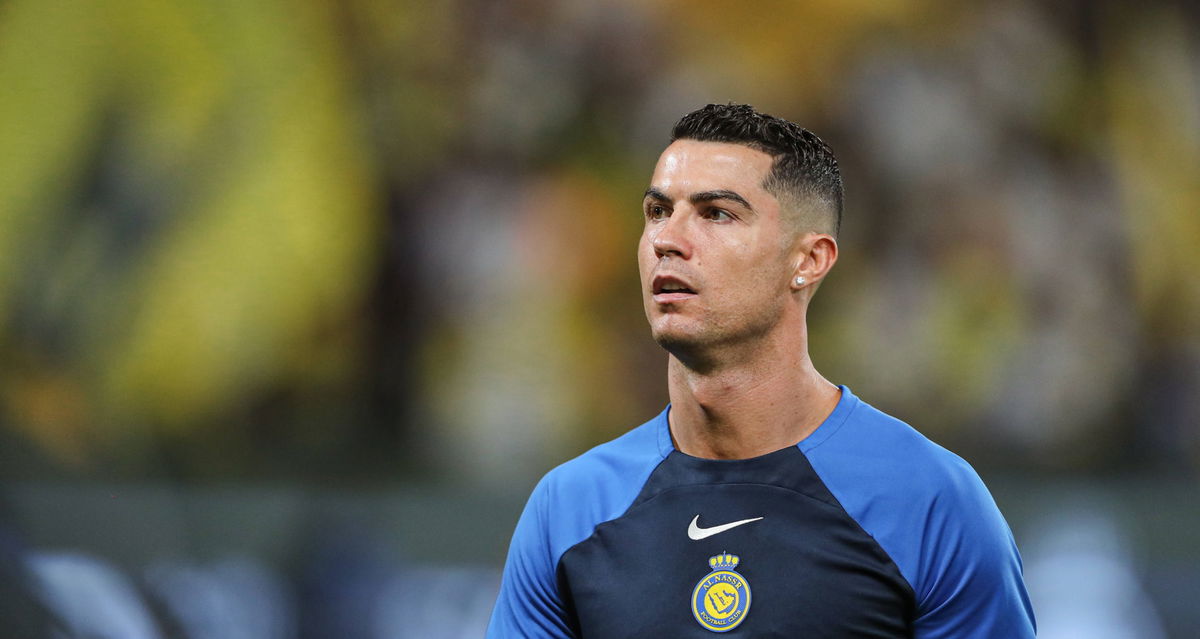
[486,104,1036,637]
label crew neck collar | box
[654,385,860,460]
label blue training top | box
[487,386,1036,638]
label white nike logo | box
[687,515,764,540]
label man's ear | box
[790,233,838,292]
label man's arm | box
[912,468,1037,638]
[486,477,575,639]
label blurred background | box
[1,0,1197,636]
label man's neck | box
[665,335,840,460]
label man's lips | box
[651,274,697,303]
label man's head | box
[671,103,842,238]
[638,104,841,366]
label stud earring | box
[795,276,805,286]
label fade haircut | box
[670,103,843,236]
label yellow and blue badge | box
[691,552,751,632]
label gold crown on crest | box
[708,552,740,570]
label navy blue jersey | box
[487,387,1036,638]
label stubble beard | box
[650,302,784,374]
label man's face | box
[638,139,796,357]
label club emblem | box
[691,552,752,632]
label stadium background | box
[1,0,1197,636]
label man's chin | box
[651,327,707,355]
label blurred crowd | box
[2,0,1197,485]
[1,0,1198,635]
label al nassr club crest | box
[691,552,751,632]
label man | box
[487,104,1036,637]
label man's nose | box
[651,208,693,259]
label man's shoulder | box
[806,388,1016,602]
[525,409,671,560]
[805,388,986,501]
[541,408,670,495]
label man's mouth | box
[652,275,697,302]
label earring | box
[795,276,805,286]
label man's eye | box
[706,208,732,221]
[646,204,668,220]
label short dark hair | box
[670,103,843,236]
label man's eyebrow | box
[643,187,670,202]
[643,187,754,213]
[690,189,754,212]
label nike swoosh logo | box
[687,515,764,540]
